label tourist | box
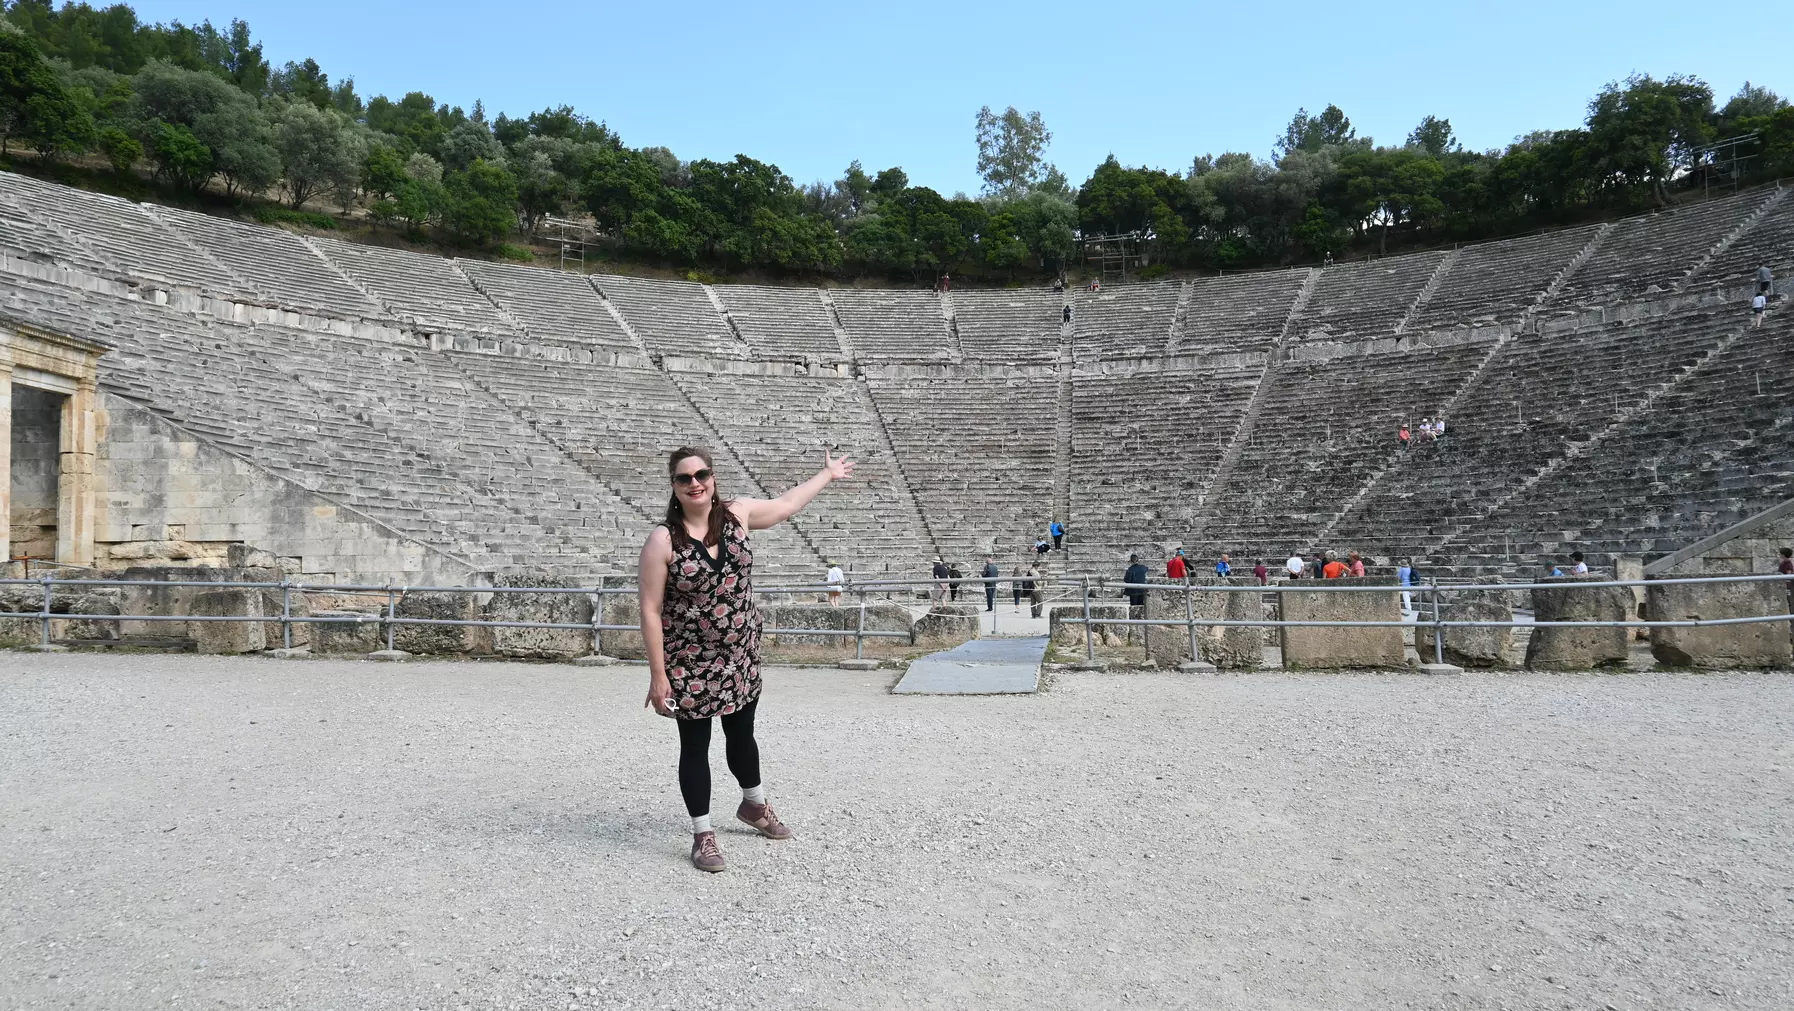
[1759,264,1774,295]
[1011,563,1026,609]
[931,556,950,602]
[824,559,844,607]
[1418,417,1435,444]
[1779,547,1793,575]
[1253,559,1269,585]
[1285,552,1305,580]
[1124,554,1149,608]
[1215,553,1232,578]
[1026,564,1044,617]
[1311,554,1327,579]
[1034,537,1051,557]
[1167,548,1188,580]
[981,555,1000,612]
[1434,416,1447,440]
[1571,551,1588,575]
[948,562,964,601]
[1053,278,1064,294]
[1322,555,1347,579]
[1548,559,1566,578]
[1396,558,1414,614]
[1347,551,1365,577]
[1752,291,1767,327]
[1398,423,1411,451]
[940,273,951,293]
[1051,519,1066,550]
[1062,304,1072,324]
[639,446,855,873]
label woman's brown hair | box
[665,446,732,550]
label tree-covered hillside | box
[2,0,1790,281]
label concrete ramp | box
[893,636,1046,695]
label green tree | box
[196,99,278,197]
[1406,115,1459,156]
[271,57,330,109]
[0,20,93,157]
[439,119,503,171]
[149,120,210,189]
[271,100,359,208]
[1276,104,1357,161]
[974,105,1054,199]
[1333,148,1447,252]
[1005,191,1078,272]
[439,157,517,246]
[1584,73,1714,204]
[361,143,407,200]
[512,149,570,233]
[97,124,139,172]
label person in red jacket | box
[1166,549,1187,580]
[1252,560,1269,585]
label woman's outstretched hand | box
[824,449,856,482]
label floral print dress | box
[661,517,763,720]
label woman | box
[639,446,855,873]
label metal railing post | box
[591,587,605,657]
[854,588,867,660]
[385,583,399,652]
[1430,577,1444,665]
[280,581,293,650]
[39,575,54,648]
[1184,574,1198,664]
[1081,577,1095,664]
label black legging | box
[675,699,761,818]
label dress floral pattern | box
[662,516,762,720]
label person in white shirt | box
[1570,551,1588,576]
[824,561,844,606]
[1433,416,1446,438]
[1752,292,1768,327]
[1285,553,1305,579]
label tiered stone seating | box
[592,274,746,359]
[0,189,114,275]
[1327,305,1741,567]
[1547,188,1769,309]
[1196,340,1494,560]
[0,170,246,296]
[865,368,1058,561]
[1175,271,1308,353]
[443,353,818,576]
[309,236,517,336]
[1071,281,1180,359]
[1069,362,1263,560]
[951,288,1061,361]
[147,205,383,318]
[828,288,952,359]
[1407,225,1599,332]
[1686,186,1793,290]
[456,260,637,350]
[711,285,843,360]
[1288,253,1446,341]
[1448,312,1794,568]
[664,368,932,572]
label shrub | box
[1137,262,1171,281]
[250,205,337,230]
[98,127,141,175]
[494,243,534,263]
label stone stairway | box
[1395,247,1461,334]
[1674,186,1791,293]
[817,288,857,360]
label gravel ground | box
[3,652,1791,1011]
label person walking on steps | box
[639,445,856,873]
[982,555,1000,612]
[1124,554,1149,608]
[1167,548,1187,580]
[1051,520,1066,551]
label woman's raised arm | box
[732,450,855,530]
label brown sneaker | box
[736,801,793,840]
[690,831,725,873]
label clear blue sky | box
[133,0,1792,196]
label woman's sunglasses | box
[672,468,714,487]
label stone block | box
[761,602,912,648]
[487,575,593,659]
[913,608,981,647]
[258,588,311,649]
[53,592,122,642]
[1279,577,1405,669]
[1417,584,1514,668]
[1646,576,1792,669]
[1525,576,1631,670]
[599,591,645,660]
[393,592,493,655]
[1047,603,1129,647]
[312,610,382,654]
[188,588,265,654]
[1144,579,1262,669]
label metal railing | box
[1050,572,1794,667]
[7,571,1789,667]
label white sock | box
[742,785,766,806]
[691,814,712,834]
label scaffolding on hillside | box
[1692,133,1761,197]
[1079,232,1142,284]
[541,216,601,273]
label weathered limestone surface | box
[913,607,981,647]
[598,591,645,660]
[1417,584,1514,668]
[487,574,592,659]
[1048,603,1128,648]
[1280,577,1405,669]
[1144,579,1261,669]
[1526,576,1631,670]
[312,610,382,654]
[393,592,493,655]
[1646,576,1791,668]
[189,588,265,654]
[760,602,911,647]
[0,587,120,644]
